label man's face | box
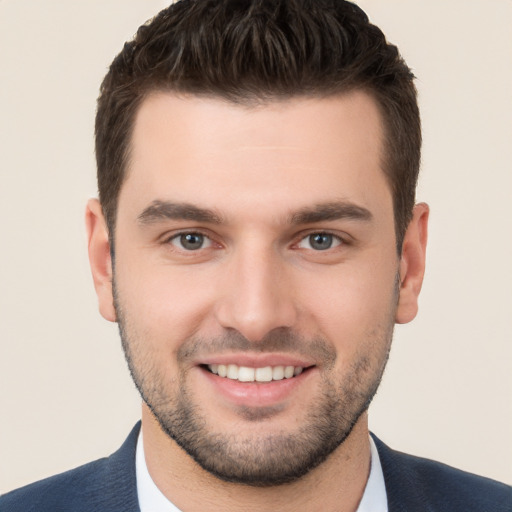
[106,91,404,485]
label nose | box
[214,243,298,342]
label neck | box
[141,404,372,512]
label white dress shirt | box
[136,430,387,512]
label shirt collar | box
[136,428,182,512]
[356,435,388,512]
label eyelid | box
[171,233,212,250]
[293,229,351,250]
[158,228,351,251]
[161,229,220,250]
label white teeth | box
[227,364,238,379]
[255,366,273,382]
[272,366,284,380]
[208,364,304,382]
[284,366,295,379]
[238,366,255,382]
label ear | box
[395,203,429,324]
[85,199,116,322]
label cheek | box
[114,256,220,345]
[296,262,398,347]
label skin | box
[87,90,428,512]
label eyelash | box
[165,230,216,251]
[295,231,345,251]
[163,230,348,253]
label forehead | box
[120,91,391,221]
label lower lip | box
[199,366,314,407]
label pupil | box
[310,233,332,250]
[181,233,203,250]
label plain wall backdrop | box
[1,0,511,493]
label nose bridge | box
[214,237,297,342]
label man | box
[1,0,510,510]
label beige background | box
[1,0,511,493]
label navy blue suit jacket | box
[2,422,511,511]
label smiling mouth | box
[205,363,308,383]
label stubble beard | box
[113,283,395,487]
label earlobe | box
[85,199,116,322]
[395,203,429,324]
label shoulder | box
[0,423,141,512]
[0,457,110,512]
[372,434,512,512]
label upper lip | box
[196,353,315,368]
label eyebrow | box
[137,200,223,225]
[137,199,372,227]
[290,201,373,225]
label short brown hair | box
[96,0,420,250]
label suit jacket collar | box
[112,425,508,512]
[117,425,398,511]
[120,425,394,511]
[372,433,434,512]
[103,421,141,512]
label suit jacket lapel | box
[101,422,142,512]
[372,434,433,512]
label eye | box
[169,232,212,251]
[297,232,342,251]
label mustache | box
[177,328,336,366]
